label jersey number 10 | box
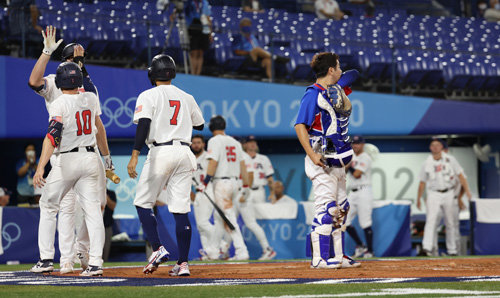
[75,110,92,136]
[226,146,236,162]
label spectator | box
[478,0,488,18]
[271,181,297,205]
[103,189,117,262]
[0,187,11,207]
[484,0,500,22]
[232,18,272,79]
[16,143,39,205]
[177,0,213,75]
[315,0,345,20]
[242,0,265,13]
[7,0,43,57]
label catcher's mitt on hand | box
[327,84,351,116]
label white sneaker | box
[354,246,368,258]
[80,265,103,276]
[77,252,89,271]
[363,251,374,258]
[199,249,210,261]
[310,258,342,269]
[169,262,190,276]
[143,246,170,274]
[228,253,249,261]
[30,259,54,273]
[258,247,277,261]
[60,263,74,274]
[341,255,361,268]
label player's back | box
[50,92,99,153]
[208,135,243,179]
[136,85,203,145]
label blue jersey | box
[295,83,350,153]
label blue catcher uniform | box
[295,79,356,269]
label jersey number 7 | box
[169,100,181,125]
[75,110,92,136]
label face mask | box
[241,26,252,34]
[479,3,487,9]
[26,150,35,158]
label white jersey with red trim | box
[48,92,101,153]
[193,151,210,186]
[248,153,274,187]
[206,134,243,179]
[36,74,101,116]
[347,152,372,188]
[133,85,204,147]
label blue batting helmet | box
[55,62,83,90]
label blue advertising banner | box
[1,55,499,138]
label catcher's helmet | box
[61,43,85,61]
[55,62,83,90]
[148,54,176,85]
[209,115,226,132]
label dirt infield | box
[75,257,500,279]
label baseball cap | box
[351,135,365,144]
[243,135,257,143]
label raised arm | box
[28,26,63,90]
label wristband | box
[347,167,356,174]
[203,175,213,186]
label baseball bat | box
[106,170,121,184]
[192,178,235,230]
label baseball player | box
[430,140,469,255]
[32,62,107,276]
[190,134,219,260]
[238,136,276,260]
[199,115,251,261]
[417,138,472,256]
[28,26,112,274]
[345,135,374,258]
[294,52,360,269]
[127,54,204,276]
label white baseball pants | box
[236,188,270,252]
[345,186,373,229]
[212,179,248,258]
[39,152,105,267]
[422,189,457,254]
[193,188,218,259]
[134,145,196,213]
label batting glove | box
[103,155,115,171]
[241,185,250,201]
[42,26,63,56]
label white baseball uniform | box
[207,134,249,259]
[345,152,373,229]
[133,85,203,213]
[235,152,272,253]
[39,92,105,267]
[420,152,464,255]
[192,151,218,259]
[432,154,465,255]
[35,74,105,266]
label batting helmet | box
[148,54,176,86]
[61,43,85,61]
[209,115,226,132]
[55,62,83,90]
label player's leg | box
[133,152,171,273]
[239,189,275,260]
[57,189,77,274]
[441,192,458,255]
[215,179,249,260]
[357,187,374,257]
[344,193,364,257]
[32,162,73,273]
[73,153,105,276]
[193,189,218,259]
[421,191,441,254]
[431,210,443,256]
[164,150,196,276]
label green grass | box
[1,281,500,297]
